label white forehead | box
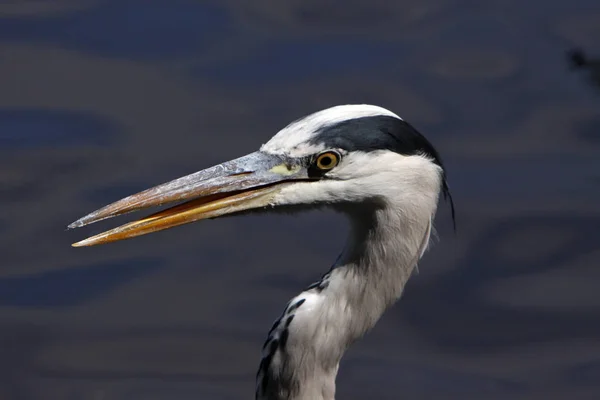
[261,104,402,156]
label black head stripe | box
[309,115,456,230]
[309,116,440,164]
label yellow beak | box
[68,151,308,247]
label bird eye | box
[315,151,340,171]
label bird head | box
[69,104,453,247]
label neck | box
[256,203,433,400]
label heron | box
[68,104,454,400]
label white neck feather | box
[256,201,434,400]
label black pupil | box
[320,156,332,167]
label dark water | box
[1,1,599,399]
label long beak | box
[68,151,307,247]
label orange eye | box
[315,151,340,171]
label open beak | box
[68,151,307,247]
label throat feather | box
[256,209,433,400]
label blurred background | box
[0,0,599,399]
